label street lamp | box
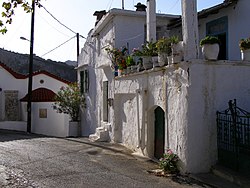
[26,0,35,133]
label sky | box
[0,0,223,62]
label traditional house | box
[0,62,71,137]
[78,0,250,174]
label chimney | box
[93,10,107,26]
[134,2,147,11]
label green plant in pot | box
[200,36,220,60]
[53,83,85,137]
[156,37,171,66]
[239,37,250,61]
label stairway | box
[89,127,109,142]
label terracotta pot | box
[202,43,219,60]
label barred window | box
[80,69,89,94]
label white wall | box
[31,102,69,137]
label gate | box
[217,99,250,175]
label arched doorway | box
[154,106,165,159]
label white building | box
[78,0,250,173]
[0,62,71,137]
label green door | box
[154,107,165,159]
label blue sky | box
[0,0,223,62]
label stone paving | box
[0,130,212,188]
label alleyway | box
[0,130,210,188]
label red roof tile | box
[0,62,72,84]
[20,88,57,102]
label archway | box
[154,106,165,159]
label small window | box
[80,69,89,94]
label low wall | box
[0,121,27,132]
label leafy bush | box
[159,149,179,173]
[200,36,220,46]
[239,38,250,50]
[53,83,85,121]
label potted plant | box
[126,55,136,74]
[200,36,220,60]
[156,37,171,66]
[170,35,183,64]
[53,83,85,137]
[105,46,128,76]
[140,41,157,70]
[239,37,250,61]
[159,149,180,174]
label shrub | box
[239,38,250,50]
[200,36,220,46]
[159,149,179,173]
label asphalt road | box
[0,130,209,188]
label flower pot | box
[69,121,79,137]
[152,56,159,68]
[241,49,250,61]
[171,41,184,63]
[142,56,153,70]
[158,53,168,66]
[118,69,123,76]
[202,43,219,60]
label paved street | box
[0,130,210,188]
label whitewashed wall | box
[0,65,70,137]
[113,60,250,173]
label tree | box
[53,83,85,122]
[1,0,41,34]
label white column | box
[181,0,199,61]
[147,0,156,42]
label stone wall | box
[4,90,19,121]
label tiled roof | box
[20,88,57,102]
[0,61,72,84]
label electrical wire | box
[41,35,76,57]
[40,4,77,34]
[166,0,180,13]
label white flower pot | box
[202,44,219,60]
[171,41,184,63]
[241,49,250,61]
[69,121,79,137]
[142,56,153,70]
[158,53,168,66]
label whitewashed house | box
[0,62,71,137]
[78,0,250,174]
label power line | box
[40,4,77,35]
[41,35,76,57]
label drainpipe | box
[136,89,141,148]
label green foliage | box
[200,36,220,46]
[53,83,85,122]
[156,37,171,55]
[126,55,135,67]
[140,41,158,56]
[159,149,180,173]
[105,46,128,70]
[1,0,41,34]
[169,35,179,45]
[239,38,250,50]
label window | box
[80,69,89,94]
[206,16,228,60]
[103,81,108,122]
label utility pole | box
[77,33,80,58]
[27,0,35,133]
[122,0,124,9]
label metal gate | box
[217,99,250,175]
